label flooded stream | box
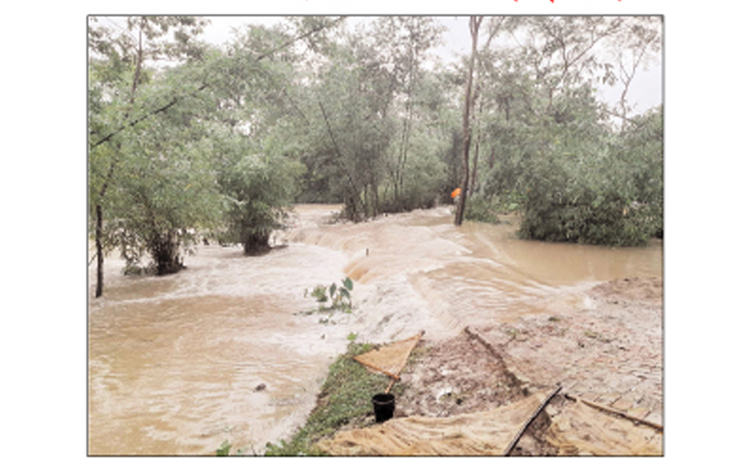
[88,204,662,455]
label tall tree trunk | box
[469,96,483,196]
[94,157,117,298]
[455,16,483,226]
[243,231,271,256]
[93,19,146,297]
[363,184,370,217]
[318,100,364,221]
[470,137,480,196]
[150,230,185,274]
[372,182,380,216]
[95,204,104,297]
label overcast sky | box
[195,15,662,116]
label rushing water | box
[87,204,662,455]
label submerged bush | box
[503,108,662,247]
[463,195,517,224]
[463,196,500,224]
[519,187,654,246]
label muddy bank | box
[314,276,663,455]
[475,276,663,428]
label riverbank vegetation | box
[89,15,662,295]
[263,341,399,456]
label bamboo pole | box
[503,386,562,456]
[563,393,663,431]
[384,378,396,394]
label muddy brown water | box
[88,204,662,455]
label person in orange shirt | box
[451,187,461,204]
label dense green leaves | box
[89,15,663,294]
[88,16,217,284]
[458,17,662,246]
[88,17,317,284]
[289,17,453,219]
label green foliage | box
[206,25,308,255]
[520,184,652,246]
[216,440,232,456]
[514,106,663,246]
[463,195,511,224]
[88,14,664,293]
[215,147,304,255]
[293,17,452,220]
[477,64,662,247]
[215,440,251,456]
[88,17,222,280]
[305,277,355,314]
[264,342,396,456]
[89,56,223,274]
[470,18,662,246]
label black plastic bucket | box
[372,393,396,423]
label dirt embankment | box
[391,276,663,455]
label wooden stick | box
[463,326,506,363]
[385,378,396,394]
[463,327,524,388]
[503,386,561,456]
[563,393,663,431]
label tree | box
[609,17,662,126]
[208,23,309,253]
[369,17,445,203]
[296,26,396,220]
[212,130,303,254]
[290,17,451,219]
[88,16,209,294]
[454,16,483,226]
[459,16,662,244]
[89,16,348,282]
[100,60,223,274]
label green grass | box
[264,342,400,456]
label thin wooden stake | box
[503,386,561,456]
[385,378,396,394]
[563,393,663,431]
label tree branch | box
[90,16,346,150]
[317,100,364,217]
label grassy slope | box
[264,342,401,456]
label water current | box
[87,204,662,455]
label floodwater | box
[87,204,662,455]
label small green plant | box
[347,332,358,342]
[304,277,354,314]
[310,285,329,303]
[216,440,232,456]
[216,440,251,456]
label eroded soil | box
[385,276,663,455]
